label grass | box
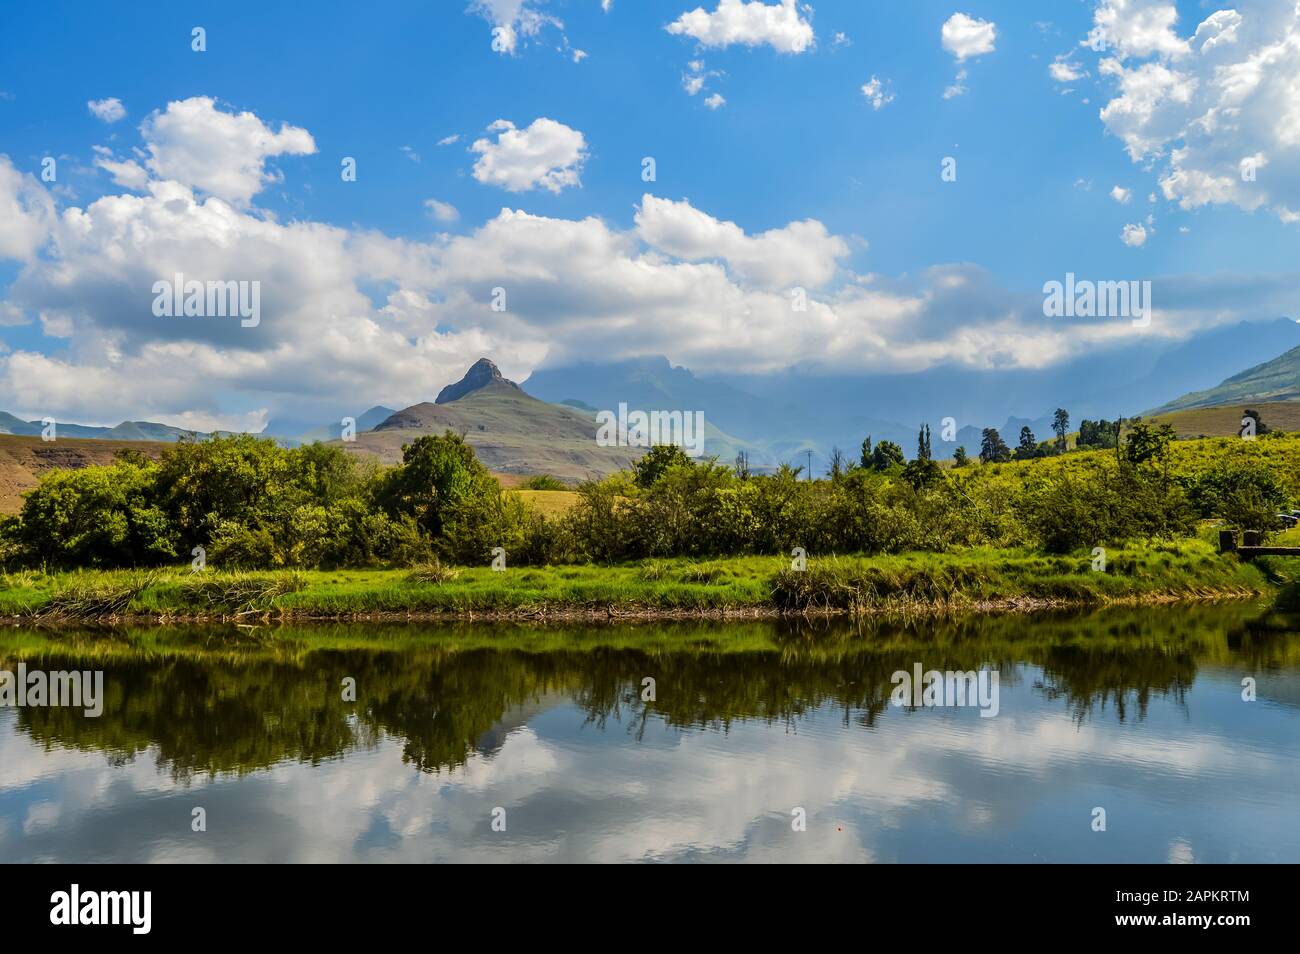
[0,538,1282,622]
[513,488,581,517]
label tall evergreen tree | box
[1052,408,1069,452]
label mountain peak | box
[436,358,522,404]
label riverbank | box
[0,538,1288,623]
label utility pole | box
[806,449,813,481]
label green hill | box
[1152,344,1300,413]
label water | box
[2,602,1298,863]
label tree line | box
[0,419,1292,570]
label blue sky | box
[1,0,1298,428]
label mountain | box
[1150,344,1300,412]
[340,360,646,481]
[522,319,1300,471]
[0,413,203,442]
[437,358,522,404]
[265,405,397,447]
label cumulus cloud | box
[634,194,848,289]
[666,0,814,54]
[941,13,997,60]
[1110,185,1132,203]
[1085,0,1300,222]
[1121,222,1148,245]
[87,97,125,123]
[1085,0,1189,59]
[0,158,55,259]
[704,93,726,109]
[471,118,588,193]
[861,76,895,110]
[140,97,316,205]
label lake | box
[2,602,1299,863]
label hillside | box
[1151,344,1300,413]
[1142,401,1300,439]
[0,434,166,514]
[338,361,644,481]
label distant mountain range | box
[4,316,1298,479]
[0,412,206,443]
[525,317,1300,467]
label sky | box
[1,0,1299,430]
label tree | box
[153,433,294,544]
[952,445,970,467]
[828,446,848,479]
[870,440,905,470]
[901,458,943,489]
[979,428,1011,463]
[11,459,176,567]
[916,424,932,463]
[733,450,750,480]
[632,443,693,489]
[1078,418,1119,449]
[376,431,491,538]
[1014,426,1038,461]
[1124,421,1176,467]
[859,436,873,470]
[1052,408,1069,452]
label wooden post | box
[1219,529,1237,553]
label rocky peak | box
[435,358,522,404]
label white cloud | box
[87,97,126,123]
[1049,55,1086,83]
[942,12,997,60]
[861,76,895,110]
[437,134,460,146]
[470,118,588,193]
[0,158,54,259]
[1085,0,1189,60]
[634,194,849,289]
[704,93,726,110]
[682,60,723,98]
[468,0,563,55]
[1085,0,1300,222]
[140,97,316,205]
[94,154,150,191]
[1120,222,1148,245]
[1110,185,1132,203]
[943,69,968,99]
[1193,9,1243,53]
[424,199,460,223]
[666,0,814,54]
[400,145,421,163]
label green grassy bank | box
[0,537,1288,623]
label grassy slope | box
[0,539,1282,621]
[1142,403,1300,440]
[955,432,1300,499]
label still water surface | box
[2,602,1298,862]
